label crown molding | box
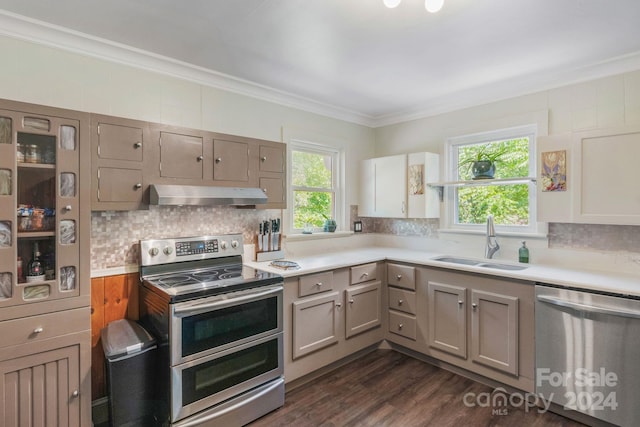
[0,10,376,127]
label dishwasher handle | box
[537,294,640,319]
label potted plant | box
[322,214,337,232]
[458,144,508,180]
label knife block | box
[254,233,284,262]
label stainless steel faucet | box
[485,215,500,259]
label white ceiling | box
[1,0,640,127]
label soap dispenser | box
[518,241,529,263]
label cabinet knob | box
[398,323,404,330]
[335,302,342,308]
[262,188,268,193]
[33,327,44,334]
[349,299,354,304]
[396,274,402,280]
[261,156,267,162]
[215,157,222,163]
[133,142,142,149]
[458,300,464,306]
[134,183,142,189]
[315,282,323,287]
[71,390,79,398]
[472,303,478,310]
[361,272,369,278]
[398,299,403,305]
[64,205,72,212]
[197,155,204,161]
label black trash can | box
[101,319,158,427]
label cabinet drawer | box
[388,287,416,315]
[0,307,88,349]
[350,263,377,285]
[387,264,415,290]
[388,310,416,340]
[298,271,334,297]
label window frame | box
[288,140,343,234]
[443,124,540,235]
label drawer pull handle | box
[315,282,322,287]
[33,327,44,334]
[398,323,404,330]
[398,299,403,306]
[71,390,79,398]
[361,272,369,278]
[396,274,402,280]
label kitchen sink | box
[431,255,528,271]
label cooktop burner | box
[151,265,243,289]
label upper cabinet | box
[91,114,287,210]
[537,125,640,225]
[0,101,90,320]
[92,115,150,210]
[359,152,439,218]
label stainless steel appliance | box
[535,284,640,426]
[138,234,284,426]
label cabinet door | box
[470,290,518,375]
[259,144,284,173]
[375,155,407,218]
[345,281,381,338]
[213,139,249,183]
[258,177,285,208]
[159,131,203,179]
[292,292,340,359]
[97,167,143,203]
[0,344,82,427]
[427,282,466,358]
[96,121,143,162]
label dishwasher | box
[535,284,640,426]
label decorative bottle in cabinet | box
[26,242,44,281]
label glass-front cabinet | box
[0,109,80,312]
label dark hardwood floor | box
[249,350,586,427]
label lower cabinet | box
[385,264,534,393]
[0,326,91,427]
[285,264,383,383]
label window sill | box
[438,228,548,240]
[284,231,354,241]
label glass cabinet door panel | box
[0,117,11,144]
[0,273,11,299]
[60,220,75,244]
[60,173,75,197]
[60,125,76,151]
[0,169,10,195]
[23,284,50,300]
[0,221,10,248]
[59,266,75,291]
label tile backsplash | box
[91,205,640,271]
[91,206,279,270]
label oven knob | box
[220,241,228,250]
[148,247,159,257]
[163,246,174,255]
[231,240,239,249]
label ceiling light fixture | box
[383,0,444,13]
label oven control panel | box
[139,234,243,266]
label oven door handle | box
[174,284,283,316]
[537,294,640,319]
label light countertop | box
[245,247,640,298]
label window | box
[446,125,537,233]
[289,141,341,233]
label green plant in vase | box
[322,214,337,232]
[458,144,508,180]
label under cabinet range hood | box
[150,184,267,206]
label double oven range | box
[138,234,284,426]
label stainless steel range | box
[138,234,284,427]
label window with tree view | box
[449,126,536,231]
[291,146,337,231]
